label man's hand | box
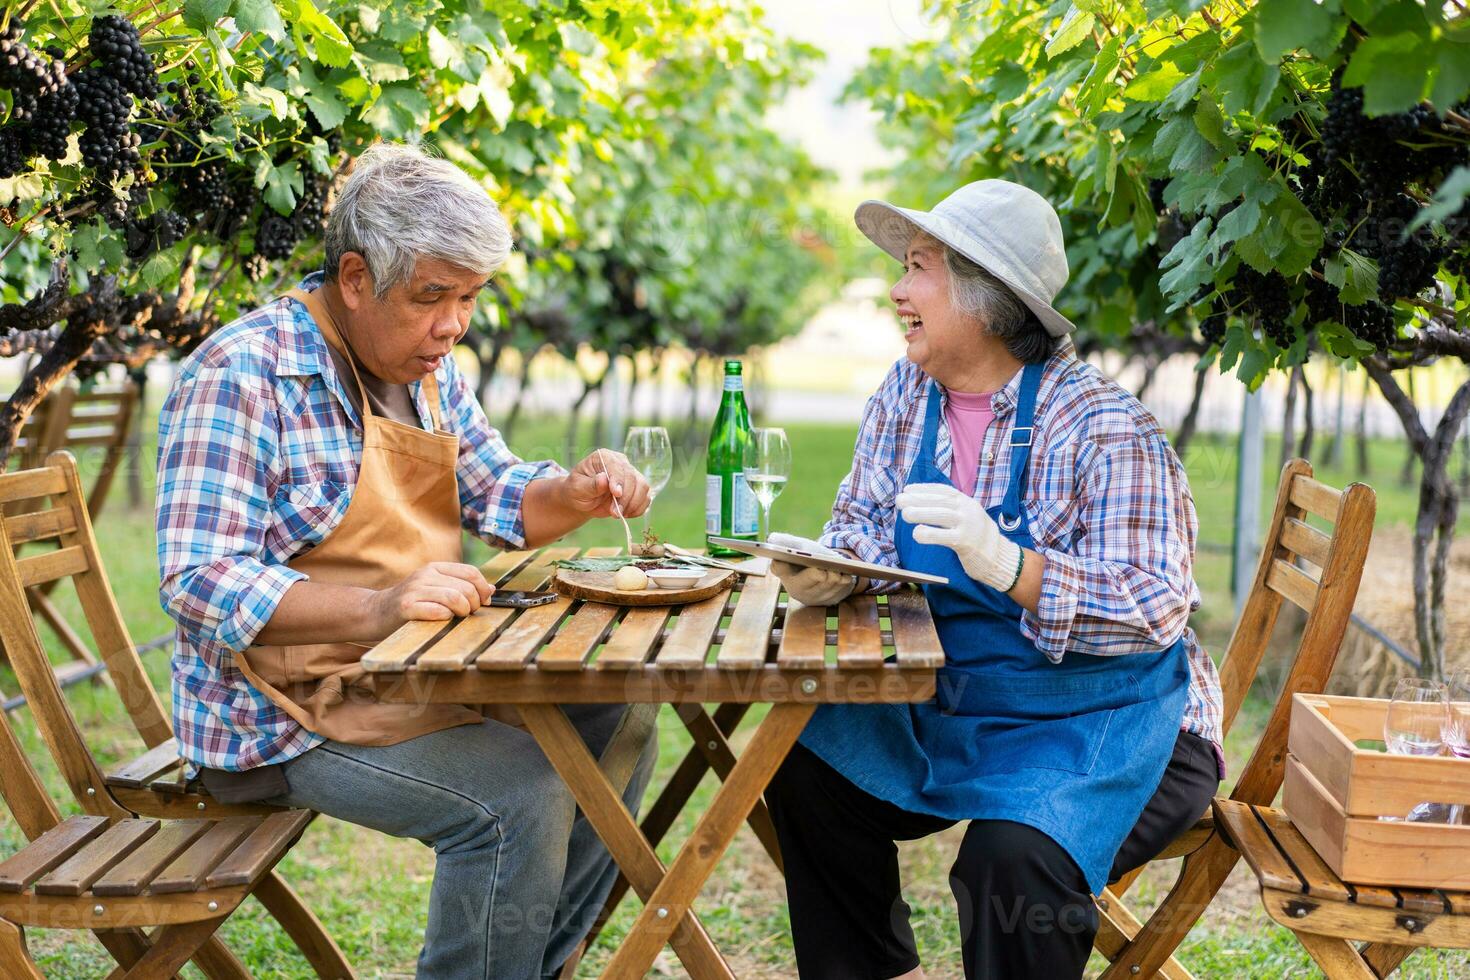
[368,562,495,631]
[564,449,651,518]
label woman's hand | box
[767,532,857,606]
[896,483,1022,592]
[563,449,651,518]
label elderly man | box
[156,143,654,979]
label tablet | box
[708,537,949,586]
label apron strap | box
[285,287,378,424]
[919,380,944,465]
[420,370,446,433]
[997,361,1045,531]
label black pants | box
[765,730,1220,980]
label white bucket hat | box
[854,179,1076,337]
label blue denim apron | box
[797,364,1190,892]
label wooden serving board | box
[552,568,733,606]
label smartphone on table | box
[488,590,558,608]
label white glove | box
[895,482,1022,592]
[767,532,857,606]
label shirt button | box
[983,451,995,462]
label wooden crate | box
[1283,692,1470,888]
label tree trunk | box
[476,333,508,417]
[1356,369,1372,476]
[126,366,146,509]
[1297,367,1315,461]
[1279,367,1299,471]
[1401,371,1418,487]
[681,353,704,455]
[1362,359,1470,680]
[1328,366,1346,468]
[565,368,608,463]
[1133,354,1159,403]
[501,353,534,443]
[1172,366,1208,458]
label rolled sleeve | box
[156,360,300,655]
[1020,436,1197,662]
[440,358,565,550]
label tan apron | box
[236,287,482,745]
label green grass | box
[3,416,1465,977]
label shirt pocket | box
[267,480,351,560]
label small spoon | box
[596,448,635,554]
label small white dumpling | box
[613,565,649,591]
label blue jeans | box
[268,705,657,979]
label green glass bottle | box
[706,359,758,556]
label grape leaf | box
[1254,0,1345,63]
[1323,249,1381,305]
[233,0,287,41]
[1046,7,1095,59]
[182,0,231,32]
[1343,32,1427,115]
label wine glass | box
[1384,677,1451,822]
[622,426,672,536]
[743,427,791,541]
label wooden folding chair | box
[0,643,314,978]
[0,451,354,977]
[1093,459,1376,978]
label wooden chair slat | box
[105,739,182,790]
[479,549,539,587]
[1396,887,1448,915]
[91,820,213,897]
[205,811,313,888]
[1280,517,1332,568]
[150,817,262,894]
[14,545,88,587]
[1290,474,1342,521]
[414,609,517,672]
[361,620,453,673]
[717,574,781,670]
[1350,882,1400,909]
[34,819,159,896]
[147,764,190,795]
[0,468,66,505]
[836,595,883,668]
[655,591,731,669]
[0,816,109,893]
[499,546,580,593]
[1254,805,1351,902]
[70,385,134,404]
[1265,557,1319,612]
[597,606,672,670]
[888,590,946,668]
[1213,800,1302,893]
[537,602,621,671]
[776,599,827,670]
[6,507,77,546]
[1440,890,1470,915]
[62,428,123,447]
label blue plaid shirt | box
[822,347,1225,773]
[156,273,564,773]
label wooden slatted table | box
[1215,799,1470,977]
[359,545,942,979]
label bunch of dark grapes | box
[243,253,270,282]
[1342,301,1396,351]
[122,209,187,260]
[87,15,159,99]
[1147,177,1168,214]
[255,214,298,261]
[74,68,138,180]
[291,172,330,238]
[1377,234,1446,303]
[1303,274,1342,329]
[0,19,66,122]
[1197,295,1228,347]
[1233,265,1296,347]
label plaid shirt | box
[823,346,1225,774]
[156,273,564,774]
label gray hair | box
[919,233,1059,365]
[324,142,512,298]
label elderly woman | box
[764,180,1223,979]
[156,143,654,979]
